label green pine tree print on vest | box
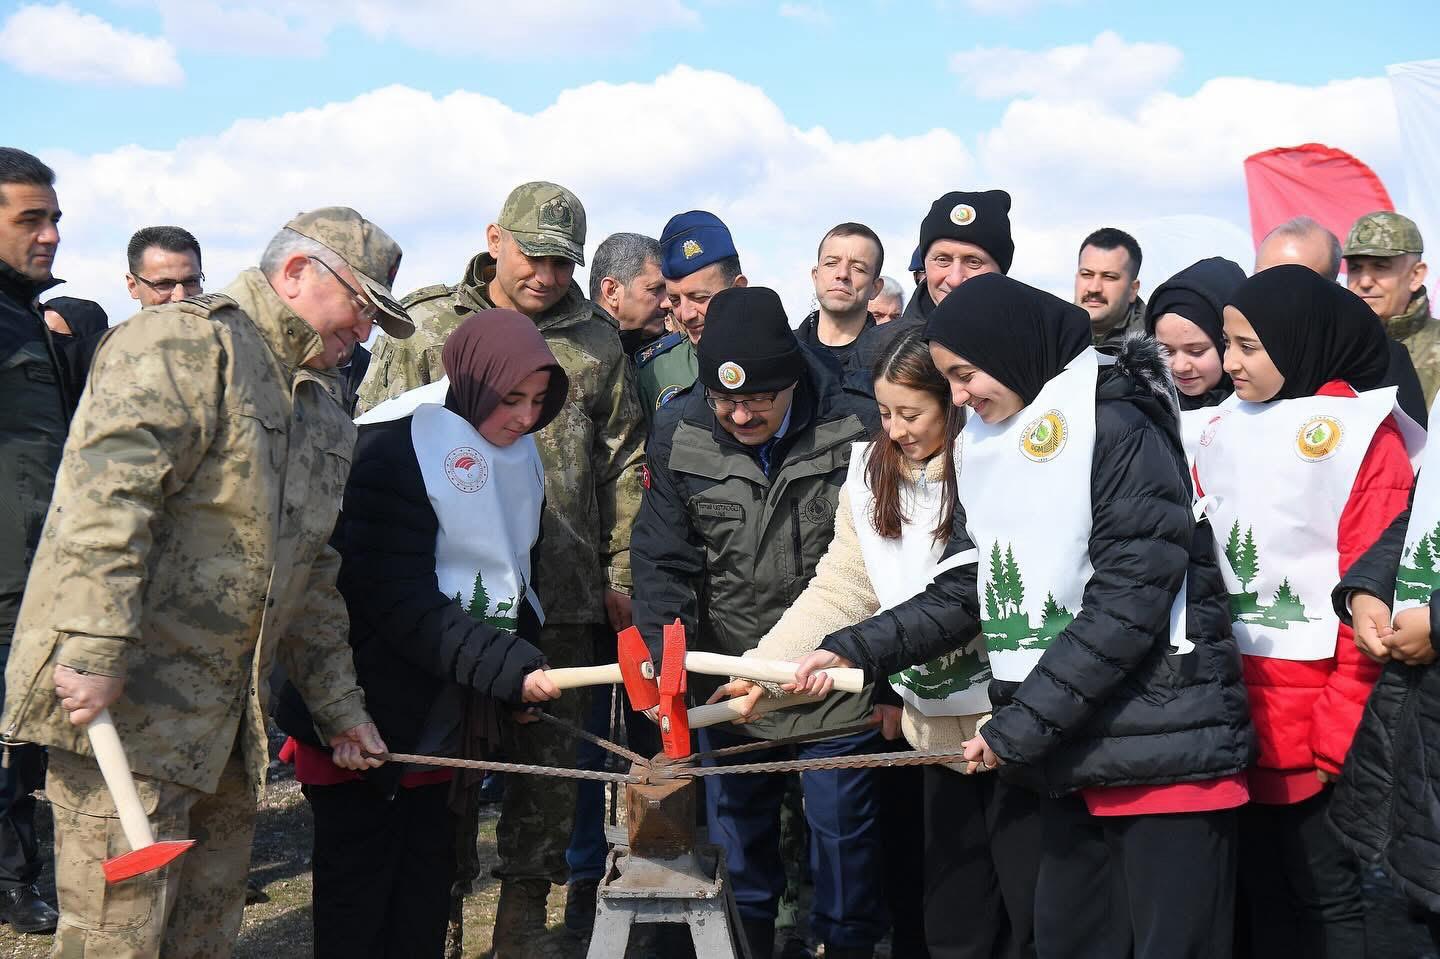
[893,647,993,700]
[1223,521,1316,627]
[460,569,521,630]
[1397,522,1440,602]
[981,542,1072,651]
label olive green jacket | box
[631,355,879,738]
[1387,290,1440,408]
[357,253,646,623]
[2,270,371,795]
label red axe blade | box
[658,619,691,759]
[616,626,660,712]
[103,840,195,883]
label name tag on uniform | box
[696,501,745,521]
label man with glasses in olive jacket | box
[630,286,886,959]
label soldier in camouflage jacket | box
[0,208,409,958]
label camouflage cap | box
[497,181,587,266]
[284,207,414,339]
[1344,211,1424,259]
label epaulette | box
[636,331,685,367]
[400,283,457,308]
[170,293,239,317]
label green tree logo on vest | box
[893,648,992,700]
[1397,521,1440,602]
[1224,521,1314,627]
[454,569,523,630]
[981,542,1074,650]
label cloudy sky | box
[3,0,1436,327]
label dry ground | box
[1,764,1436,959]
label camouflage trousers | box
[493,623,593,884]
[46,745,255,959]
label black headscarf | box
[1227,264,1388,401]
[1145,257,1246,410]
[924,273,1091,406]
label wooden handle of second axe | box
[86,708,156,853]
[687,692,819,728]
[547,656,863,694]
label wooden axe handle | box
[683,651,865,693]
[86,708,156,853]
[687,692,817,729]
[546,664,624,690]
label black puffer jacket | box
[1330,503,1440,912]
[821,336,1254,796]
[276,415,547,793]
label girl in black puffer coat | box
[1332,494,1440,951]
[794,274,1253,959]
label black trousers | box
[305,780,456,959]
[0,642,43,890]
[876,743,928,957]
[1035,795,1237,959]
[1236,789,1365,959]
[923,766,1041,959]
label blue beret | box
[660,210,738,280]
[908,244,923,272]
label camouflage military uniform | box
[1,269,374,957]
[1345,211,1440,407]
[1387,290,1440,406]
[634,332,698,415]
[359,252,646,886]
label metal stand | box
[586,767,748,958]
[587,844,747,958]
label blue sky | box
[9,0,1436,154]
[2,0,1437,323]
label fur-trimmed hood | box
[1097,333,1185,453]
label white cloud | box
[40,63,1404,328]
[0,3,183,86]
[149,0,699,56]
[951,30,1182,102]
[778,2,832,25]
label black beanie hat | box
[918,190,1014,274]
[697,286,804,394]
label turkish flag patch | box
[641,465,651,490]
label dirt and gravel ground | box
[0,764,1436,958]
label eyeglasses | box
[705,392,779,413]
[307,256,378,323]
[131,272,204,297]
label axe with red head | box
[86,709,194,883]
[657,620,691,759]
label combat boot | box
[491,878,566,958]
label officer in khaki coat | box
[1345,211,1439,405]
[357,181,645,957]
[0,207,409,958]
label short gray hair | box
[589,232,661,301]
[875,276,904,303]
[259,228,346,281]
[1265,216,1342,280]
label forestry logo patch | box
[718,362,746,390]
[950,203,977,226]
[445,447,489,492]
[1019,411,1067,463]
[1295,415,1343,462]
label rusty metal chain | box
[375,751,643,784]
[684,748,973,777]
[532,709,651,768]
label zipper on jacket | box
[790,500,804,575]
[1382,667,1420,856]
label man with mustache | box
[1074,227,1145,350]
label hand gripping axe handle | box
[87,708,195,883]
